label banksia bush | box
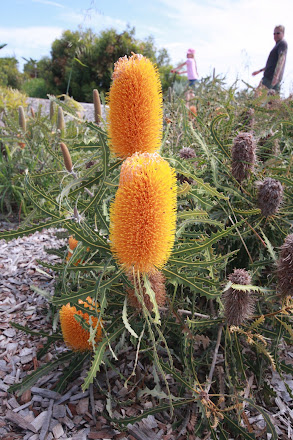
[60,142,73,172]
[18,106,26,132]
[222,269,255,326]
[127,270,166,311]
[107,53,163,158]
[60,297,103,351]
[277,234,293,298]
[256,177,283,217]
[110,152,177,273]
[93,89,102,124]
[231,132,256,182]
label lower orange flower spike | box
[59,297,103,351]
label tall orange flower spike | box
[109,152,177,274]
[59,297,103,351]
[107,53,163,158]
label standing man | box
[252,25,288,92]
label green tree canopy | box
[32,26,172,101]
[0,57,23,89]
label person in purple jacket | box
[171,48,199,87]
[252,25,288,92]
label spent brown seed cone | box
[231,132,256,183]
[222,268,255,326]
[277,233,293,298]
[127,270,166,312]
[256,177,283,217]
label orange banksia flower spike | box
[107,53,163,158]
[109,152,177,274]
[60,297,103,351]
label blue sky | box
[1,0,293,96]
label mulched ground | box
[1,222,293,437]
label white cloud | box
[32,0,64,7]
[58,10,127,32]
[0,26,63,67]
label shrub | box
[0,86,27,112]
[21,78,47,98]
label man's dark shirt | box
[264,39,288,80]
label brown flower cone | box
[256,177,283,217]
[18,106,26,132]
[127,270,166,311]
[60,142,73,172]
[50,100,55,120]
[277,233,293,298]
[222,269,255,326]
[231,132,256,183]
[30,107,35,118]
[93,89,102,124]
[57,106,65,135]
[179,146,196,159]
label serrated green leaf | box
[111,398,195,426]
[8,351,74,396]
[169,250,237,269]
[210,114,230,158]
[82,315,129,391]
[54,352,89,393]
[122,297,138,338]
[172,221,244,258]
[10,322,62,340]
[143,274,161,324]
[0,218,66,241]
[222,413,255,439]
[52,268,123,306]
[163,267,220,298]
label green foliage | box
[21,77,47,98]
[2,74,293,439]
[33,27,173,100]
[0,86,27,112]
[0,57,23,88]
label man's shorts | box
[262,76,281,92]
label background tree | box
[32,26,174,101]
[0,57,23,89]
